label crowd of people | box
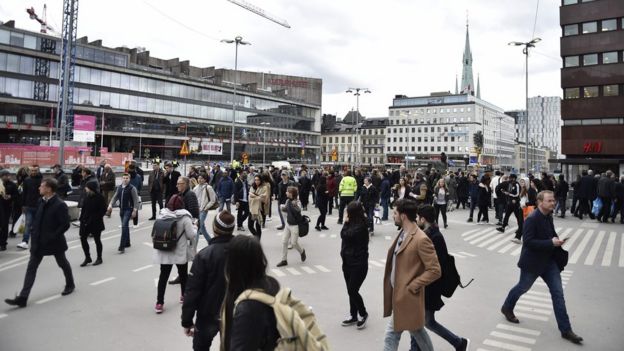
[1,159,615,349]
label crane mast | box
[226,0,291,28]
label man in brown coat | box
[383,198,441,351]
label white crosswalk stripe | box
[483,338,532,351]
[495,324,541,336]
[498,243,516,254]
[489,331,537,344]
[602,232,617,266]
[514,305,551,315]
[285,267,301,276]
[569,230,594,264]
[478,234,505,248]
[510,245,522,256]
[562,228,584,250]
[470,231,499,245]
[315,265,331,272]
[449,252,466,258]
[300,266,316,274]
[271,268,286,277]
[465,228,493,241]
[461,228,480,237]
[584,230,606,265]
[514,312,549,322]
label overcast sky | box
[1,0,562,119]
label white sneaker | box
[511,238,522,244]
[266,217,273,222]
[17,242,29,250]
[133,225,139,229]
[288,243,293,249]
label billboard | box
[199,141,223,155]
[73,114,96,142]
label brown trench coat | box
[383,227,441,331]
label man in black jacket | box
[1,169,18,251]
[163,162,181,203]
[17,165,43,250]
[5,178,75,307]
[501,191,583,345]
[554,174,569,218]
[52,164,70,199]
[182,211,235,350]
[497,174,523,241]
[233,171,249,231]
[359,177,379,234]
[576,170,595,219]
[177,176,199,219]
[596,170,615,223]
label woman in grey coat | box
[153,194,196,314]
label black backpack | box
[440,253,474,298]
[151,218,181,251]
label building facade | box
[320,114,361,165]
[508,96,562,158]
[514,143,553,174]
[360,117,388,166]
[387,93,516,171]
[560,0,624,175]
[0,22,322,165]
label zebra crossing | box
[270,264,332,277]
[461,227,624,268]
[478,270,574,351]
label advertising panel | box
[73,114,97,142]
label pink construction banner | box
[73,115,97,142]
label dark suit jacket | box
[148,169,165,194]
[577,175,595,199]
[30,195,70,256]
[518,209,560,274]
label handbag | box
[592,198,602,217]
[553,247,569,272]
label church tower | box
[460,20,475,96]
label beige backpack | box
[234,288,330,351]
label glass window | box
[564,88,580,99]
[0,53,6,71]
[563,0,578,4]
[582,22,597,34]
[83,47,94,61]
[101,71,111,86]
[604,85,619,97]
[110,72,120,88]
[583,86,599,98]
[109,92,120,108]
[100,91,110,106]
[139,78,148,92]
[90,68,101,85]
[601,19,617,32]
[9,32,24,47]
[564,56,579,67]
[603,52,618,64]
[18,80,32,98]
[24,35,37,50]
[120,74,130,90]
[129,76,139,91]
[119,94,129,109]
[0,29,9,44]
[6,54,19,72]
[563,24,578,36]
[583,54,598,66]
[128,95,138,110]
[89,90,100,106]
[19,56,34,75]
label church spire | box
[476,73,481,99]
[460,15,475,96]
[455,74,458,94]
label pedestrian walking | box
[52,164,71,199]
[456,172,469,210]
[380,173,391,221]
[5,178,75,307]
[382,199,441,351]
[17,165,42,250]
[315,176,330,231]
[327,170,338,215]
[477,175,491,224]
[248,175,268,239]
[338,170,357,225]
[217,171,234,212]
[128,165,143,227]
[276,171,295,230]
[501,191,583,345]
[576,170,596,219]
[1,169,18,251]
[177,176,200,220]
[261,172,273,227]
[467,174,479,222]
[234,171,250,231]
[220,235,281,350]
[359,177,379,234]
[497,174,523,238]
[299,170,312,211]
[611,176,624,223]
[148,162,165,220]
[596,170,616,223]
[193,173,216,243]
[276,186,306,267]
[99,164,116,206]
[554,174,569,219]
[340,202,370,329]
[433,178,450,228]
[181,210,234,350]
[163,162,181,203]
[446,173,457,210]
[107,173,139,253]
[409,205,470,351]
[153,195,196,314]
[79,181,107,266]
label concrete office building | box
[360,117,388,166]
[559,0,624,175]
[0,21,322,164]
[320,113,362,165]
[511,96,562,156]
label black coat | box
[424,225,448,311]
[518,209,563,274]
[22,174,42,208]
[181,188,200,219]
[577,175,596,199]
[164,170,181,199]
[359,185,379,208]
[79,192,107,234]
[182,235,233,327]
[456,176,469,198]
[233,178,249,204]
[340,221,369,266]
[316,184,329,212]
[54,171,70,198]
[1,179,18,211]
[554,180,569,198]
[30,195,70,256]
[477,184,491,207]
[299,176,312,196]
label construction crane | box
[26,5,58,35]
[226,0,291,28]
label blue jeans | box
[22,207,37,243]
[555,196,567,217]
[410,310,462,350]
[383,317,433,351]
[197,210,211,243]
[218,198,231,212]
[503,261,572,333]
[119,208,132,249]
[365,205,374,232]
[381,197,390,220]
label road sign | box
[179,141,190,156]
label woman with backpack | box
[153,194,196,314]
[276,187,306,267]
[340,202,370,329]
[248,175,269,239]
[78,182,107,266]
[221,235,281,350]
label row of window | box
[562,0,595,5]
[0,28,128,68]
[563,18,623,36]
[564,84,621,99]
[388,136,463,143]
[563,118,624,126]
[0,52,318,120]
[564,51,622,67]
[387,145,470,153]
[390,116,474,126]
[360,128,385,135]
[389,106,473,116]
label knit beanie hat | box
[85,181,99,193]
[213,210,235,236]
[166,194,185,211]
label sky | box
[0,0,562,119]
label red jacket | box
[327,176,338,197]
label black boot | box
[80,257,92,267]
[93,257,103,266]
[5,296,27,307]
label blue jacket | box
[380,178,391,199]
[468,181,479,201]
[518,209,561,274]
[218,176,234,200]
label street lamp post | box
[345,87,371,170]
[260,122,270,166]
[221,36,251,166]
[509,37,541,175]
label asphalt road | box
[1,202,623,350]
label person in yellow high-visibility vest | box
[338,170,357,224]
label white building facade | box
[515,96,562,156]
[387,93,516,170]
